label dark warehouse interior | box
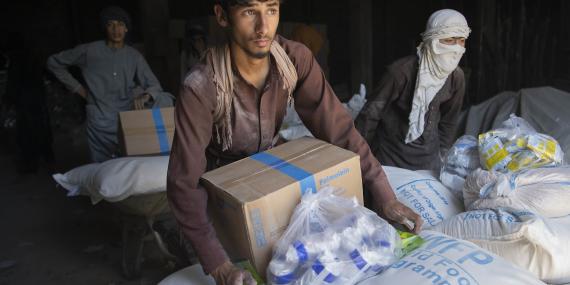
[1,0,569,284]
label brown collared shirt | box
[166,35,396,273]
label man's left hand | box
[382,199,423,234]
[134,93,151,110]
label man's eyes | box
[243,9,255,16]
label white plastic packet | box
[267,187,400,285]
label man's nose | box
[255,14,269,36]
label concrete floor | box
[0,126,177,285]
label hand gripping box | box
[201,137,363,276]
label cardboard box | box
[201,137,363,276]
[118,107,175,156]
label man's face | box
[439,37,466,47]
[106,20,127,44]
[219,0,280,59]
[193,37,207,52]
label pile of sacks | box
[267,170,550,285]
[267,115,570,283]
[440,114,565,194]
[437,166,570,284]
[380,167,570,285]
[411,114,570,284]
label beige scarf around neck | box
[207,40,298,151]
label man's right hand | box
[210,261,257,285]
[382,199,423,234]
[76,86,88,99]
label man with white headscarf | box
[356,9,470,172]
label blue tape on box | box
[151,107,170,154]
[250,152,317,195]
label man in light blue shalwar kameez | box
[48,6,173,162]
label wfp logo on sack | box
[390,233,494,285]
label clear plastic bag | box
[440,135,480,197]
[267,187,401,285]
[279,84,366,141]
[342,84,367,120]
[478,114,564,172]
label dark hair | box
[214,0,283,11]
[100,6,131,30]
[188,24,206,37]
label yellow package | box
[479,135,511,171]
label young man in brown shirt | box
[166,1,422,284]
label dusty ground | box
[0,126,178,285]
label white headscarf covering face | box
[405,9,471,144]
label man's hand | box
[382,199,423,234]
[133,93,151,110]
[210,261,256,285]
[76,86,88,99]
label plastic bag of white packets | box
[267,187,401,285]
[478,114,564,172]
[440,135,480,198]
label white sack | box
[158,264,215,285]
[383,166,464,227]
[358,230,546,285]
[53,156,169,203]
[463,167,570,218]
[431,209,570,284]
